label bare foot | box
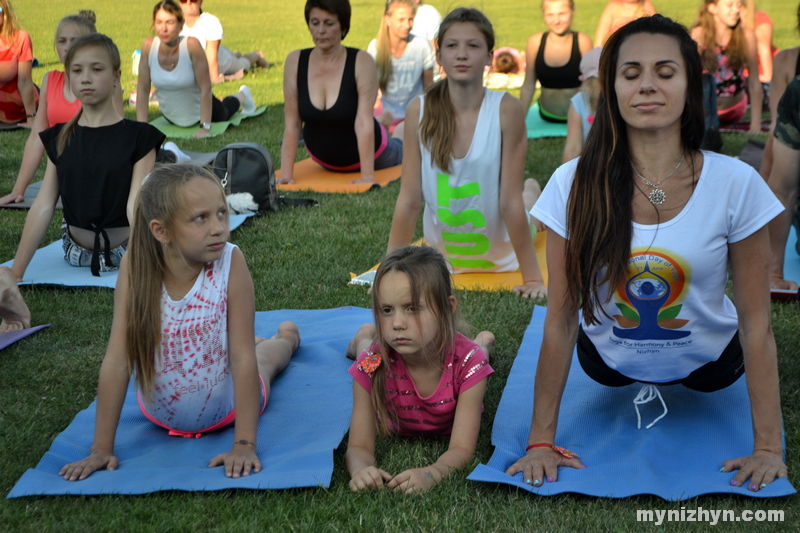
[255,51,270,69]
[0,267,31,333]
[473,331,495,360]
[346,323,375,360]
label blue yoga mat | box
[0,214,252,289]
[525,104,567,139]
[783,225,800,285]
[8,307,368,497]
[467,306,796,500]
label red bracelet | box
[525,443,553,451]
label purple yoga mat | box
[0,324,50,350]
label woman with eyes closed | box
[280,0,403,185]
[506,15,787,493]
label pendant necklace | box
[630,153,685,206]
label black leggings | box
[211,94,241,122]
[576,328,745,393]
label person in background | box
[0,0,38,126]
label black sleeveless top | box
[535,32,582,90]
[297,47,382,169]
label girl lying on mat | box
[0,34,163,332]
[59,164,300,481]
[388,8,547,299]
[345,246,494,493]
[280,0,403,186]
[506,15,787,492]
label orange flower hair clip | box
[357,352,382,375]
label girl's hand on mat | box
[208,447,262,478]
[722,451,788,491]
[350,174,375,185]
[769,276,799,291]
[277,176,295,185]
[0,192,24,205]
[512,281,547,299]
[193,128,211,139]
[505,448,583,486]
[349,466,393,492]
[59,450,118,481]
[387,467,439,494]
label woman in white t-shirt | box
[506,15,787,492]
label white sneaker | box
[239,85,256,114]
[164,141,190,163]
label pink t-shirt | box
[45,70,81,127]
[348,333,493,437]
[0,30,38,123]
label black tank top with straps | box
[535,31,582,90]
[297,47,382,169]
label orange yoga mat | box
[350,231,549,292]
[276,158,401,193]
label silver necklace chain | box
[630,153,685,206]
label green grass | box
[1,1,798,531]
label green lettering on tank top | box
[442,232,494,269]
[437,173,486,228]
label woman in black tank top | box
[519,0,592,122]
[280,0,403,185]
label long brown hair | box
[419,7,494,173]
[56,33,121,157]
[566,15,704,325]
[127,164,226,399]
[370,246,461,436]
[375,0,416,93]
[0,0,20,44]
[694,0,748,72]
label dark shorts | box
[576,327,745,393]
[774,78,800,150]
[374,137,403,170]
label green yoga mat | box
[526,104,567,139]
[150,106,267,138]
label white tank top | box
[148,36,201,127]
[141,243,235,432]
[420,89,518,273]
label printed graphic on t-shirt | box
[436,172,494,270]
[611,249,692,341]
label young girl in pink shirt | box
[345,245,495,493]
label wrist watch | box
[201,122,211,131]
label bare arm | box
[136,38,154,123]
[17,59,37,126]
[594,5,614,48]
[505,230,582,485]
[59,256,133,480]
[387,98,423,251]
[387,378,489,493]
[205,40,223,83]
[208,247,262,477]
[766,139,800,290]
[760,48,797,180]
[10,158,60,280]
[499,94,546,298]
[754,19,773,83]
[562,102,584,163]
[346,381,392,491]
[743,28,763,133]
[723,227,787,489]
[188,37,213,138]
[519,33,542,113]
[577,32,593,56]
[0,73,51,205]
[279,50,301,184]
[351,51,379,184]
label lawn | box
[1,0,798,531]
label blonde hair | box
[56,34,121,157]
[375,0,416,94]
[0,0,20,44]
[54,10,97,48]
[419,8,494,173]
[127,164,226,399]
[694,0,748,73]
[370,246,463,436]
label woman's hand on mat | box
[193,128,211,139]
[208,446,261,478]
[769,276,799,291]
[512,280,547,299]
[505,448,584,486]
[387,467,439,494]
[0,191,24,205]
[349,466,393,492]
[59,450,119,481]
[350,173,375,185]
[722,450,788,491]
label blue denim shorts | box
[374,137,403,170]
[61,222,126,271]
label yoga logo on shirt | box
[611,249,691,341]
[437,173,494,270]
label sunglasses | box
[179,0,198,3]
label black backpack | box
[212,142,280,212]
